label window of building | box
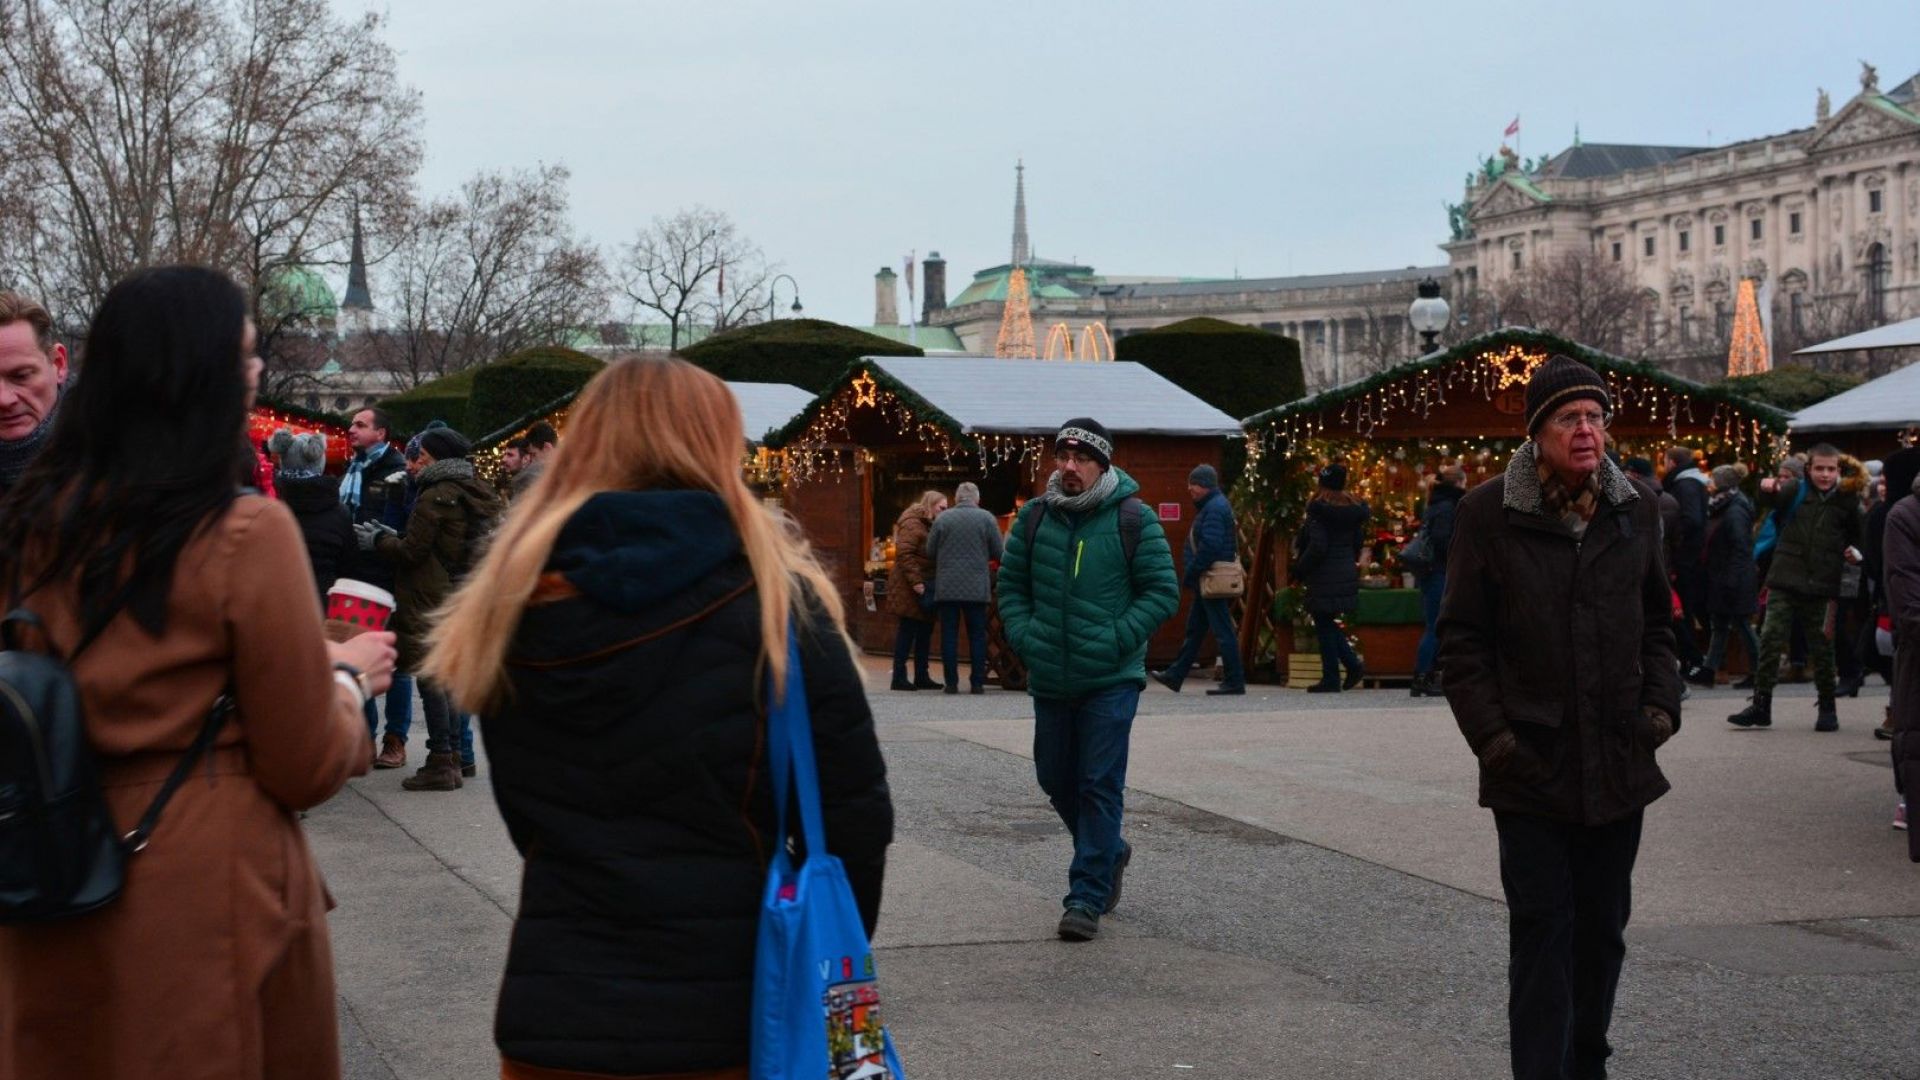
[1790,290,1806,335]
[1714,224,1726,247]
[1750,218,1763,241]
[1512,248,1523,270]
[1870,189,1884,214]
[1715,302,1731,340]
[1611,241,1622,262]
[1789,211,1802,234]
[1679,306,1693,342]
[1868,243,1890,321]
[1679,230,1690,253]
[1644,236,1655,257]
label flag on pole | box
[904,251,916,311]
[1504,115,1521,138]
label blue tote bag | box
[751,623,906,1080]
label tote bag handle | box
[766,617,827,869]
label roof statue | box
[1817,87,1831,122]
[1862,60,1879,94]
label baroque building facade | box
[1447,65,1920,364]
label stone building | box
[1447,63,1920,364]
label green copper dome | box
[261,265,339,322]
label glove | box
[1477,729,1519,773]
[354,521,387,551]
[1642,706,1675,747]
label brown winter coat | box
[0,495,370,1080]
[885,505,936,621]
[1438,445,1683,825]
[374,458,504,670]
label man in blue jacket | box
[1152,464,1244,695]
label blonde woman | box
[422,356,893,1080]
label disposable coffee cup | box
[327,579,396,633]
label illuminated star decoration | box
[1487,346,1547,389]
[852,371,879,408]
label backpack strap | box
[1117,496,1145,566]
[120,693,234,854]
[1021,500,1050,551]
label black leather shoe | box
[1206,684,1245,696]
[1306,682,1340,693]
[914,677,944,691]
[970,684,986,695]
[890,678,916,691]
[943,683,958,695]
[1343,668,1365,690]
[1150,669,1181,693]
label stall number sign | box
[1157,502,1181,522]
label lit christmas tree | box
[1726,278,1770,377]
[994,267,1037,358]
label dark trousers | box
[1494,809,1644,1080]
[892,617,933,681]
[1312,612,1363,686]
[419,679,459,756]
[939,601,989,689]
[1705,614,1760,673]
[1162,593,1244,689]
[1033,685,1140,914]
[1416,571,1446,675]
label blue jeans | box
[939,601,990,689]
[1706,614,1760,673]
[1162,593,1244,688]
[1033,684,1140,914]
[1313,612,1363,686]
[1416,572,1446,675]
[363,671,414,741]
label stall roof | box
[1792,315,1920,356]
[728,381,814,445]
[808,356,1244,440]
[1790,361,1920,433]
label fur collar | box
[417,457,476,488]
[1503,441,1639,517]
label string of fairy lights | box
[776,369,1058,485]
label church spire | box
[1010,160,1029,268]
[342,204,372,313]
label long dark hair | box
[0,266,252,639]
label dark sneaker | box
[1057,905,1100,942]
[1105,844,1132,914]
[970,684,986,695]
[1150,669,1181,693]
[1206,684,1245,696]
[1306,682,1340,693]
[1343,668,1365,690]
[890,678,916,692]
[943,684,958,695]
[1684,665,1716,688]
[913,677,944,691]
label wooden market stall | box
[1788,358,1920,463]
[1238,328,1791,684]
[251,401,353,468]
[766,356,1243,667]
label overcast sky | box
[351,0,1920,328]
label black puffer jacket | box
[486,489,892,1076]
[276,471,354,604]
[1438,445,1682,826]
[1704,490,1758,617]
[1294,497,1370,615]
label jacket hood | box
[549,490,742,614]
[1504,441,1639,518]
[1107,466,1142,504]
[276,471,342,515]
[1429,482,1465,505]
[1306,496,1369,529]
[1669,466,1710,487]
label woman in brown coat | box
[0,267,395,1080]
[886,490,947,691]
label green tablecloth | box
[1273,587,1423,626]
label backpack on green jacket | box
[1021,496,1147,565]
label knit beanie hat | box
[1524,355,1612,435]
[405,419,448,462]
[267,427,295,459]
[282,432,327,475]
[1778,456,1805,478]
[1318,462,1349,490]
[418,427,472,462]
[1710,464,1742,492]
[1189,463,1220,490]
[1056,417,1113,470]
[1622,457,1657,481]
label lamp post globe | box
[1408,277,1450,354]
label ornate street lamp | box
[1408,277,1451,354]
[769,274,803,321]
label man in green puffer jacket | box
[998,417,1180,942]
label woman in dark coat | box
[1694,464,1760,685]
[885,490,946,691]
[421,357,892,1080]
[1412,464,1465,697]
[1293,462,1369,692]
[275,431,354,605]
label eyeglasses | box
[1547,408,1612,433]
[1055,450,1098,466]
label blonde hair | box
[420,356,845,712]
[909,489,947,517]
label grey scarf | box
[0,385,62,486]
[1042,467,1120,514]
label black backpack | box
[1020,496,1148,565]
[0,608,231,923]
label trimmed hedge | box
[465,347,604,440]
[1719,365,1864,412]
[380,367,481,437]
[1114,318,1305,421]
[677,319,922,393]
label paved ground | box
[316,665,1920,1079]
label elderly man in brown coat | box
[1438,354,1683,1080]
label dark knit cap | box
[1189,463,1219,490]
[1524,354,1612,435]
[418,427,472,462]
[1883,447,1920,508]
[1622,456,1657,481]
[1056,417,1113,470]
[1318,462,1348,490]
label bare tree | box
[359,165,607,389]
[0,0,422,353]
[1489,249,1656,356]
[619,207,772,351]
